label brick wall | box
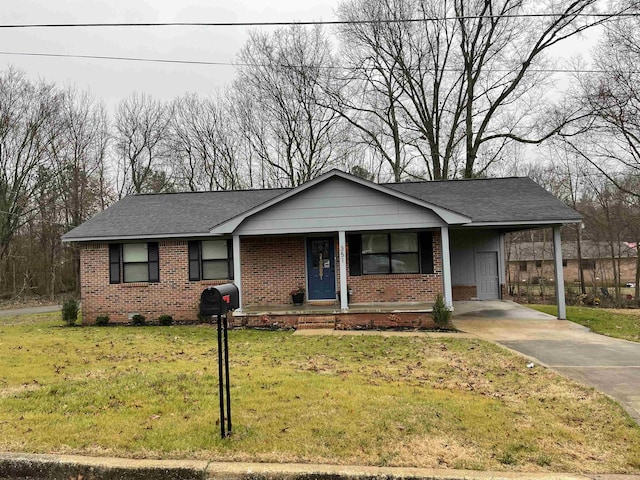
[80,232,445,324]
[452,285,477,301]
[240,236,306,306]
[80,241,230,323]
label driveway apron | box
[453,300,640,424]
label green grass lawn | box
[528,305,640,342]
[0,313,639,474]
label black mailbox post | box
[199,283,239,439]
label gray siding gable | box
[234,176,448,235]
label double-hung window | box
[348,232,433,276]
[188,239,233,281]
[109,242,159,284]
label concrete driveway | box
[453,300,640,424]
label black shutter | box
[226,239,234,280]
[109,244,121,284]
[148,242,159,283]
[419,232,434,274]
[347,234,362,276]
[188,241,201,281]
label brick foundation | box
[232,311,436,330]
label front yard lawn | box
[528,305,640,342]
[0,313,639,474]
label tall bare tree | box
[337,0,617,179]
[235,25,347,187]
[169,93,244,191]
[115,92,173,195]
[47,86,112,292]
[0,68,59,261]
[564,3,640,195]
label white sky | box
[0,1,599,113]
[0,1,336,111]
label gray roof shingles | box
[386,177,581,224]
[62,175,580,241]
[63,188,287,240]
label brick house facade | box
[65,170,581,325]
[80,232,444,324]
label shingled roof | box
[386,177,580,224]
[62,171,581,242]
[62,188,287,241]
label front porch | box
[232,301,435,330]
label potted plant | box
[290,285,305,305]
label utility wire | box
[0,51,235,66]
[0,12,637,29]
[0,50,622,74]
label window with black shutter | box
[188,239,233,281]
[347,231,434,276]
[126,243,159,283]
[110,242,160,283]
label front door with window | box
[306,237,336,300]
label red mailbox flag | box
[223,294,230,304]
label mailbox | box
[200,283,239,316]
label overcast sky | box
[0,0,336,110]
[1,0,598,112]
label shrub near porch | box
[0,313,639,473]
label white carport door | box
[476,251,499,300]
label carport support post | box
[441,226,453,309]
[553,225,567,320]
[338,230,348,312]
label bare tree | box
[50,86,111,228]
[169,93,244,191]
[115,92,173,195]
[235,25,347,187]
[337,0,465,180]
[47,86,112,292]
[564,3,640,195]
[0,68,60,261]
[337,0,617,179]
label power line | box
[0,51,235,67]
[0,50,624,74]
[0,12,637,29]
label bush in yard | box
[431,294,452,330]
[95,315,110,326]
[61,298,79,327]
[158,314,173,326]
[131,314,146,326]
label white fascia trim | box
[466,219,581,227]
[61,232,225,243]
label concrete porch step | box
[296,315,337,330]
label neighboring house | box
[62,170,581,326]
[507,240,638,288]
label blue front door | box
[306,237,336,300]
